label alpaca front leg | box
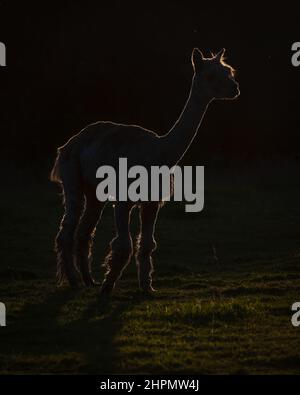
[100,203,133,296]
[136,203,160,292]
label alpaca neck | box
[160,75,213,166]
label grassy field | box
[1,161,300,374]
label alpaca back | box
[50,121,118,184]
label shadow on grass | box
[1,286,147,374]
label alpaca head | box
[192,48,240,100]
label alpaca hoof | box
[67,274,82,289]
[83,278,100,288]
[89,280,101,288]
[70,282,82,290]
[99,280,115,296]
[140,285,157,294]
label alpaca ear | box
[192,48,205,71]
[215,48,226,61]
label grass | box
[1,161,300,374]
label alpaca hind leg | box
[75,193,105,287]
[100,202,133,296]
[55,197,84,287]
[136,202,160,292]
[55,165,84,288]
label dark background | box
[0,1,299,168]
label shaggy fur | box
[51,48,239,294]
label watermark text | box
[96,158,204,212]
[0,42,6,66]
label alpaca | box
[50,48,240,295]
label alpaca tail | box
[50,149,62,183]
